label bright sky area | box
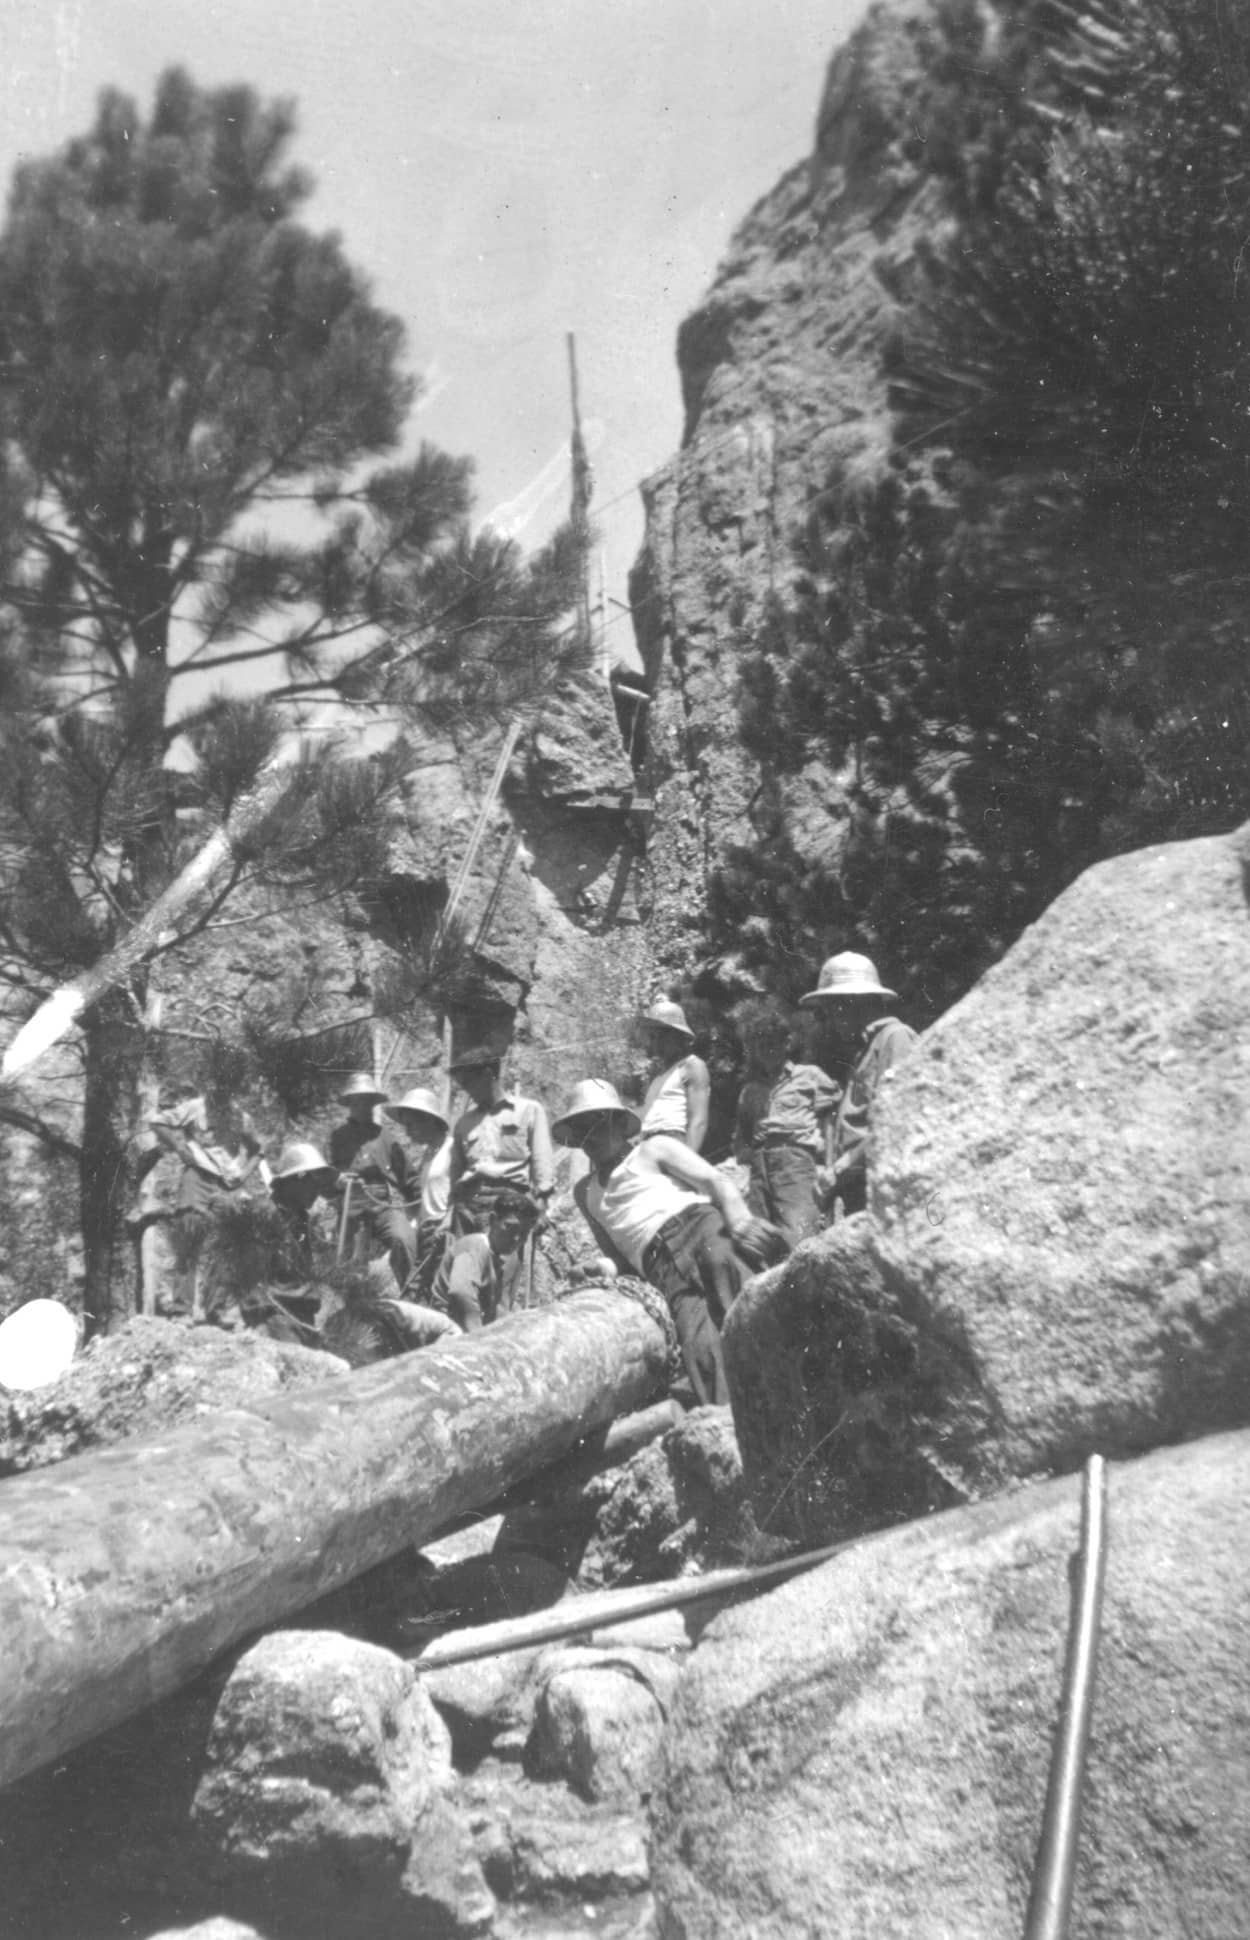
[1,0,867,669]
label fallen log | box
[0,1290,666,1791]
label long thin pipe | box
[1024,1453,1109,1940]
[407,1531,858,1671]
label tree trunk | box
[79,987,145,1336]
[0,1288,668,1790]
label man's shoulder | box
[861,1016,917,1074]
[449,1231,492,1266]
[511,1092,549,1121]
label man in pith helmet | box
[637,997,710,1151]
[327,1072,417,1291]
[253,1139,340,1343]
[446,1046,554,1233]
[388,1085,454,1295]
[799,952,916,1217]
[554,1078,787,1407]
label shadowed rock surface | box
[650,1429,1250,1940]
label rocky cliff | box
[633,0,1250,1020]
[0,674,653,1314]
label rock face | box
[632,0,952,984]
[529,1645,682,1806]
[633,0,1250,1013]
[650,1429,1250,1940]
[193,1631,453,1890]
[724,825,1250,1542]
[193,1629,501,1936]
[576,1405,759,1586]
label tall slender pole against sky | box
[0,1,868,612]
[567,329,594,652]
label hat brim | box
[338,1088,389,1104]
[387,1106,449,1131]
[799,983,896,1005]
[552,1105,641,1147]
[644,1020,695,1041]
[274,1165,338,1188]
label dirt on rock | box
[0,1315,347,1476]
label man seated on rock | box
[637,998,711,1151]
[430,1187,540,1332]
[800,952,916,1217]
[327,1073,417,1293]
[733,998,841,1247]
[447,1046,555,1233]
[554,1079,787,1408]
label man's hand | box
[731,1216,790,1272]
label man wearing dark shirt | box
[734,1002,840,1246]
[431,1188,539,1331]
[800,953,916,1216]
[327,1072,417,1291]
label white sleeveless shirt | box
[640,1056,696,1138]
[584,1146,703,1272]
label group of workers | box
[151,951,914,1399]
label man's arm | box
[447,1116,468,1197]
[527,1100,556,1199]
[684,1057,711,1153]
[572,1176,637,1278]
[644,1133,751,1234]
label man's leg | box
[365,1205,418,1292]
[757,1145,822,1247]
[646,1208,745,1406]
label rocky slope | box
[633,0,1250,1018]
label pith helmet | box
[273,1140,336,1184]
[642,997,695,1040]
[552,1078,642,1147]
[338,1072,389,1104]
[799,952,897,1006]
[448,1044,501,1074]
[387,1086,450,1132]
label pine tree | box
[0,72,583,1330]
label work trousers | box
[346,1201,417,1294]
[641,1204,747,1407]
[748,1144,823,1248]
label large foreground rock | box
[650,1429,1250,1940]
[194,1631,456,1907]
[726,827,1250,1541]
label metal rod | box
[1024,1453,1109,1940]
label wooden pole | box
[566,332,593,649]
[410,1531,859,1671]
[2,754,296,1082]
[0,1290,667,1791]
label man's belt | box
[754,1134,820,1155]
[641,1207,700,1280]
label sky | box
[0,0,867,663]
